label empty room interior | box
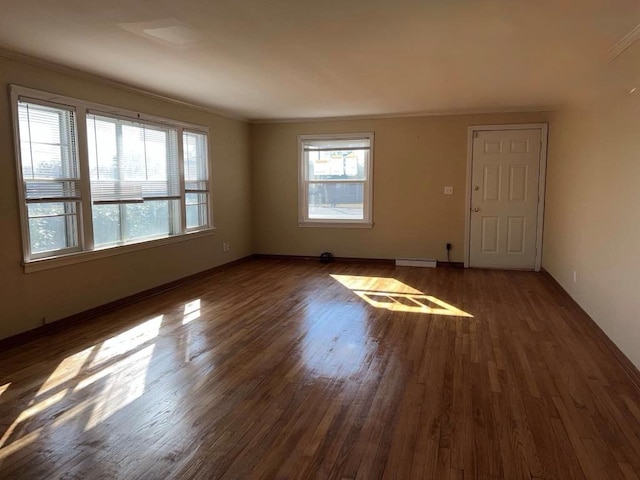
[1,1,639,479]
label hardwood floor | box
[0,258,639,479]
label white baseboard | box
[395,258,437,268]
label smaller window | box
[298,133,374,227]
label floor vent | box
[395,258,437,268]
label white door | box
[469,128,543,269]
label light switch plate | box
[444,186,454,195]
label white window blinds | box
[87,114,180,204]
[18,102,80,204]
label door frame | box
[463,123,549,271]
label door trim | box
[464,123,548,271]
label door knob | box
[473,185,480,191]
[472,207,480,212]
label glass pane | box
[186,205,199,229]
[308,183,364,220]
[28,203,66,216]
[93,204,121,247]
[87,117,118,181]
[27,202,78,254]
[186,193,207,229]
[123,200,170,242]
[183,131,208,182]
[307,149,367,181]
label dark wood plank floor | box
[0,258,639,479]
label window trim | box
[297,132,374,228]
[21,229,215,273]
[10,85,214,272]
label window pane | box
[186,193,208,229]
[87,117,118,181]
[307,149,367,181]
[93,204,121,247]
[183,132,208,182]
[308,183,364,220]
[123,200,171,242]
[27,202,78,254]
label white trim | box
[536,125,549,271]
[297,132,374,228]
[75,108,95,251]
[251,106,555,124]
[298,222,373,229]
[23,228,216,273]
[298,132,375,141]
[395,259,437,268]
[9,86,32,265]
[464,123,548,271]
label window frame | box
[15,98,84,260]
[298,132,374,228]
[10,85,214,273]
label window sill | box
[22,228,216,273]
[298,221,373,229]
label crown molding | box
[249,105,557,125]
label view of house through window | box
[299,134,373,226]
[13,87,212,264]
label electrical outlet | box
[222,242,231,252]
[444,186,454,195]
[446,243,452,251]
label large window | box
[298,133,374,227]
[12,86,212,269]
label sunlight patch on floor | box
[331,274,422,294]
[0,426,43,459]
[36,346,95,397]
[0,397,94,460]
[0,383,10,398]
[0,314,165,455]
[0,389,68,450]
[90,315,163,367]
[331,274,473,317]
[183,299,201,325]
[85,343,156,431]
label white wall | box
[544,92,640,369]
